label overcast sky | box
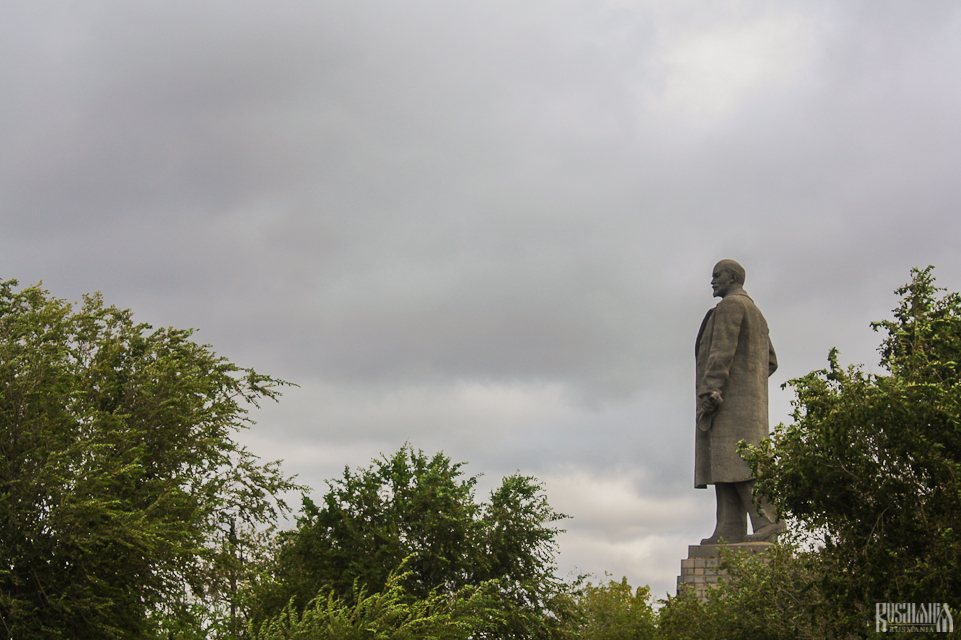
[3,0,960,599]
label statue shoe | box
[745,522,787,543]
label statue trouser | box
[701,480,785,544]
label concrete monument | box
[694,259,784,544]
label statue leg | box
[700,482,747,544]
[736,480,787,542]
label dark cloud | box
[2,0,960,600]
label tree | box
[569,576,656,640]
[248,445,573,638]
[743,267,961,633]
[0,280,300,639]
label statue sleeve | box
[700,298,744,396]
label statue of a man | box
[695,259,784,544]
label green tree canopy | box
[0,280,299,639]
[573,576,656,640]
[249,445,572,638]
[744,267,961,632]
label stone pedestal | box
[676,542,773,600]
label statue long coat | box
[694,290,777,488]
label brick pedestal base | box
[676,542,773,600]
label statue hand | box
[698,391,722,416]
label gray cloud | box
[2,0,960,600]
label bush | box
[252,569,499,640]
[572,576,657,640]
[658,545,841,640]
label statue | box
[695,259,785,544]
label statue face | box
[711,267,736,298]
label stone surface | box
[677,542,774,600]
[694,260,784,544]
[687,542,774,558]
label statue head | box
[712,259,745,298]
